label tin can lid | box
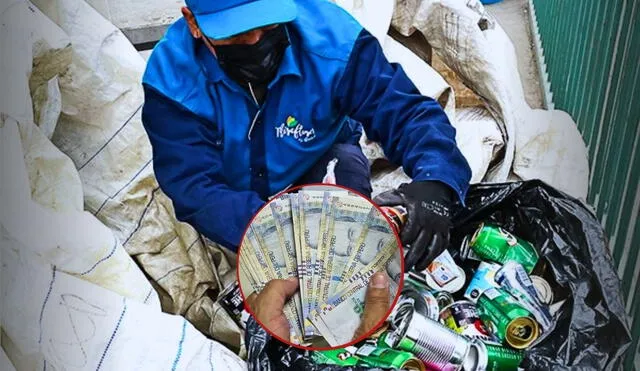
[464,339,489,371]
[530,275,554,304]
[402,358,426,371]
[505,316,540,349]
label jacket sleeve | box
[141,85,264,251]
[335,29,472,202]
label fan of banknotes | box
[239,189,402,346]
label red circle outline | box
[236,182,405,351]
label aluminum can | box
[312,348,358,366]
[217,281,247,328]
[470,223,539,273]
[440,300,496,343]
[380,206,408,234]
[355,343,426,370]
[459,235,482,262]
[530,275,554,304]
[464,262,501,303]
[377,331,395,348]
[436,291,455,310]
[388,301,474,371]
[495,261,553,331]
[402,282,441,321]
[472,339,524,371]
[477,288,540,349]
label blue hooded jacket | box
[142,0,471,251]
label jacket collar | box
[197,24,302,90]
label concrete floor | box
[93,0,543,108]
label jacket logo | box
[275,116,316,143]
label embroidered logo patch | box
[275,115,316,143]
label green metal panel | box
[531,0,640,368]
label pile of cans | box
[313,223,560,371]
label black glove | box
[374,181,454,271]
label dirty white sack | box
[454,107,504,184]
[1,232,244,371]
[28,0,244,351]
[392,0,589,199]
[0,0,246,369]
[336,0,511,189]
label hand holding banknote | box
[239,188,401,346]
[246,278,300,341]
[352,272,391,340]
[248,273,390,343]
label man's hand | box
[353,272,391,340]
[246,278,299,341]
[375,181,454,271]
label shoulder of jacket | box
[292,0,363,62]
[142,19,207,112]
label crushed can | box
[217,281,248,329]
[464,262,501,303]
[459,235,483,262]
[495,261,553,332]
[312,348,358,367]
[402,280,441,321]
[440,301,498,343]
[472,339,524,371]
[387,301,484,371]
[477,288,540,349]
[380,206,408,234]
[436,291,455,310]
[530,275,554,305]
[355,343,426,370]
[469,223,539,273]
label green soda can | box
[469,223,539,273]
[377,331,394,348]
[311,348,358,367]
[485,343,524,370]
[355,343,426,371]
[471,339,524,371]
[477,288,540,349]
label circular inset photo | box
[238,184,404,349]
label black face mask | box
[209,24,290,85]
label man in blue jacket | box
[142,0,471,270]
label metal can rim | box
[438,299,477,317]
[505,316,540,349]
[470,222,485,246]
[530,275,554,304]
[401,358,427,371]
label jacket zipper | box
[247,81,262,140]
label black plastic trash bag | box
[245,318,391,371]
[246,180,632,370]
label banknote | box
[250,211,303,341]
[311,191,334,311]
[238,254,257,296]
[270,195,304,327]
[338,209,395,291]
[298,190,325,336]
[323,195,373,301]
[289,194,305,311]
[242,229,271,285]
[238,190,401,345]
[309,239,401,345]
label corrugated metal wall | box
[530,0,639,368]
